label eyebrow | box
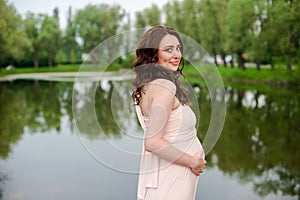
[160,44,181,49]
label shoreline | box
[0,70,134,82]
[1,70,299,90]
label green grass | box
[0,64,81,76]
[183,63,300,89]
[1,64,299,91]
[217,66,295,83]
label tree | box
[250,0,268,70]
[40,10,61,67]
[199,0,229,67]
[249,0,283,70]
[135,3,161,28]
[225,0,256,70]
[59,6,80,64]
[0,0,30,66]
[164,0,202,60]
[269,0,300,70]
[164,1,184,31]
[181,0,202,44]
[23,12,44,68]
[74,3,125,65]
[122,13,132,54]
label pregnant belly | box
[160,137,205,167]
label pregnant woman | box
[131,25,206,200]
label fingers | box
[191,166,205,176]
[191,151,206,176]
[193,170,203,176]
[191,169,199,176]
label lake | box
[0,78,299,200]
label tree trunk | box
[214,55,218,67]
[237,50,246,70]
[221,52,227,67]
[255,57,261,70]
[213,49,218,67]
[33,51,39,68]
[230,57,234,68]
[33,60,39,68]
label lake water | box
[0,78,299,200]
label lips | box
[170,61,179,66]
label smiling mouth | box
[170,61,179,66]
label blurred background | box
[0,0,299,199]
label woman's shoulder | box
[148,78,176,95]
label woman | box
[132,25,206,200]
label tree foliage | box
[74,4,125,52]
[0,0,299,70]
[23,12,42,68]
[135,3,161,28]
[40,13,61,67]
[23,12,61,67]
[198,0,229,66]
[73,4,125,66]
[0,0,30,65]
[58,6,80,64]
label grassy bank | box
[1,64,299,89]
[0,64,82,76]
[184,64,300,89]
[0,63,124,76]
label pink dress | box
[135,79,205,200]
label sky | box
[9,0,173,29]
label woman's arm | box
[143,80,206,175]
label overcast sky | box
[9,0,173,29]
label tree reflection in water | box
[199,87,300,199]
[0,172,7,200]
[0,80,299,199]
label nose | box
[173,49,181,57]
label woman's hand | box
[190,153,206,176]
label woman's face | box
[157,34,182,71]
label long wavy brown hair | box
[131,25,191,106]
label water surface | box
[0,80,299,200]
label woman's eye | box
[164,48,173,52]
[176,46,182,51]
[162,47,181,53]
